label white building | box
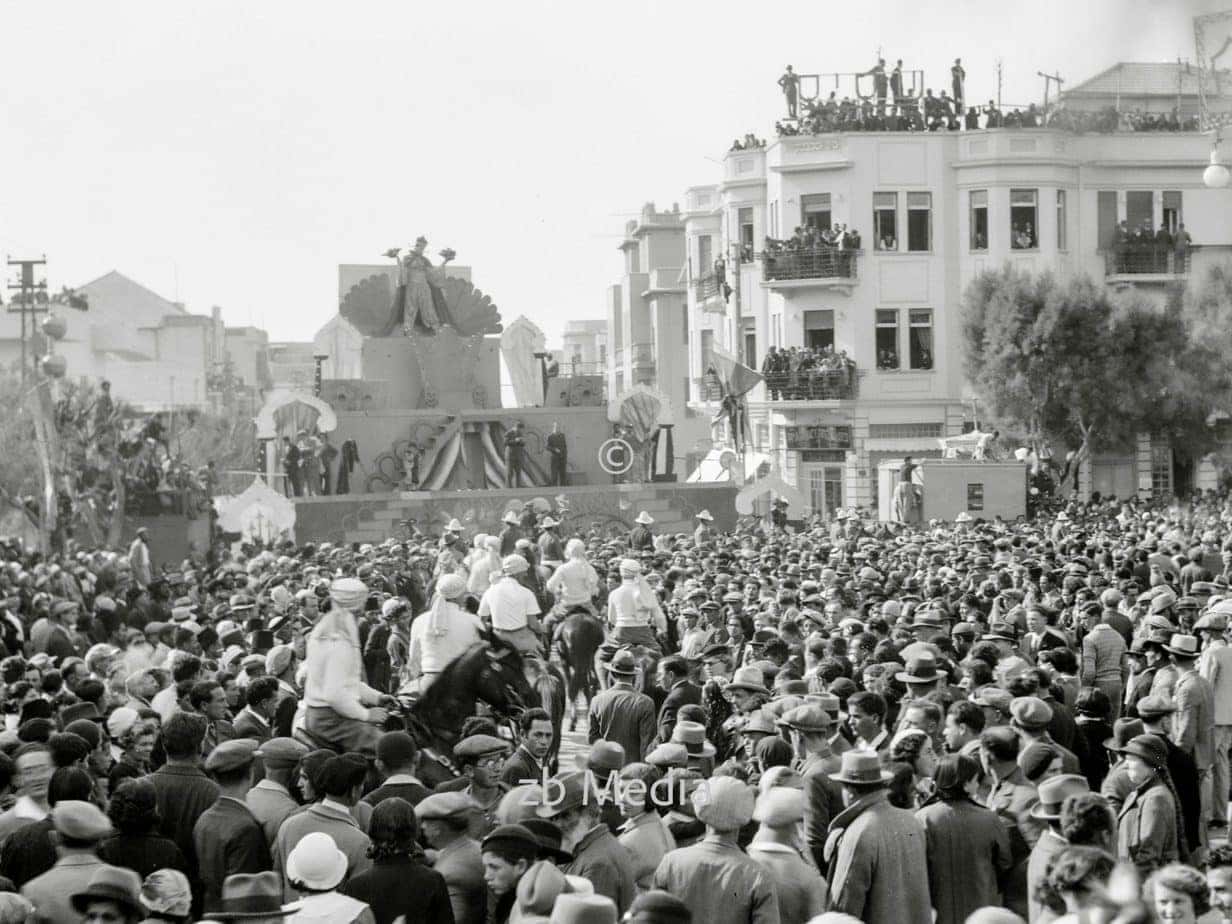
[679,62,1232,514]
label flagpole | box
[731,240,743,364]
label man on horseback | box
[405,574,484,692]
[478,554,544,659]
[543,539,600,644]
[606,558,665,656]
[302,577,398,754]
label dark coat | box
[232,709,272,743]
[362,779,431,809]
[99,832,188,880]
[564,825,636,916]
[499,747,545,788]
[916,797,1012,924]
[193,796,272,913]
[656,680,702,744]
[343,856,454,924]
[148,763,221,872]
[0,817,55,887]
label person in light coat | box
[406,574,484,692]
[823,751,931,924]
[746,786,827,924]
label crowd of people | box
[280,430,356,497]
[760,346,858,401]
[774,58,1200,138]
[6,488,1232,921]
[762,227,862,284]
[1108,220,1195,275]
[730,135,767,152]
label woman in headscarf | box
[301,578,397,754]
[915,754,1012,924]
[466,534,502,595]
[406,574,483,692]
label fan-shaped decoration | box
[339,273,397,337]
[736,472,806,516]
[437,277,502,337]
[613,389,664,446]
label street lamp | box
[1205,133,1230,189]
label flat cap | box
[254,737,308,769]
[454,734,512,761]
[1010,696,1053,731]
[415,792,479,821]
[204,738,259,774]
[51,800,113,842]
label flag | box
[705,344,763,398]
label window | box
[744,320,757,371]
[1151,445,1173,498]
[1097,191,1118,250]
[1056,189,1067,250]
[802,194,832,232]
[756,423,769,451]
[873,193,898,250]
[698,235,713,277]
[1162,191,1182,234]
[1126,191,1153,235]
[969,190,988,251]
[875,310,899,370]
[681,303,689,342]
[738,208,754,261]
[804,309,835,351]
[966,483,985,512]
[599,344,607,365]
[907,192,932,251]
[908,309,933,370]
[1010,189,1038,249]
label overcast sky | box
[0,0,1221,345]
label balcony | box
[762,247,860,290]
[693,272,729,314]
[693,376,724,402]
[764,365,858,401]
[1104,246,1190,283]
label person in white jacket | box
[302,577,396,754]
[406,574,484,692]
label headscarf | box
[311,578,366,646]
[426,574,467,637]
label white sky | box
[0,0,1221,345]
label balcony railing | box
[694,272,722,301]
[693,377,724,402]
[763,247,861,282]
[764,365,858,400]
[1104,247,1190,277]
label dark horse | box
[556,607,605,731]
[394,633,536,788]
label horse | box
[524,658,567,768]
[394,633,536,788]
[556,607,605,731]
[595,640,664,712]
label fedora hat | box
[695,510,714,522]
[210,871,296,919]
[549,893,618,924]
[1029,774,1090,821]
[671,721,716,758]
[725,665,770,695]
[607,650,638,676]
[895,654,941,685]
[1103,717,1144,751]
[71,865,143,920]
[829,750,893,786]
[1164,633,1201,658]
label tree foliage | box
[962,266,1228,466]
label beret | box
[254,737,308,769]
[266,645,294,677]
[753,786,805,826]
[1010,696,1053,730]
[204,738,259,774]
[692,776,755,831]
[51,800,113,842]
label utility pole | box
[1038,70,1064,113]
[5,256,47,384]
[996,59,1004,112]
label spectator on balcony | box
[761,348,783,401]
[1012,222,1036,250]
[778,66,800,120]
[890,59,904,104]
[1175,224,1192,271]
[860,58,889,114]
[965,106,981,129]
[984,100,1002,128]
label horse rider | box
[606,558,666,657]
[478,554,545,661]
[301,577,399,753]
[543,538,600,644]
[405,574,485,693]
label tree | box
[961,266,1224,474]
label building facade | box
[677,70,1231,515]
[560,319,607,373]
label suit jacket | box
[1118,779,1180,877]
[247,780,300,847]
[656,680,702,743]
[194,796,272,913]
[362,777,432,808]
[149,763,221,875]
[21,854,108,924]
[499,747,545,788]
[232,708,272,743]
[800,753,844,871]
[274,801,372,892]
[565,825,637,916]
[431,837,486,924]
[343,855,454,924]
[588,683,657,762]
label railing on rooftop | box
[1104,247,1190,277]
[763,247,861,283]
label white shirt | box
[408,603,484,675]
[478,577,540,632]
[303,632,383,721]
[151,684,180,724]
[606,578,666,632]
[546,558,599,608]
